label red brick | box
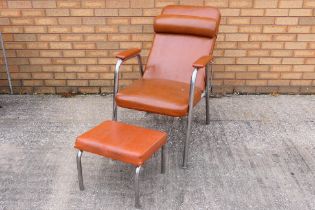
[45,80,66,86]
[42,65,64,72]
[50,42,72,49]
[106,0,129,8]
[55,73,76,79]
[11,18,34,25]
[32,73,54,79]
[30,58,52,65]
[46,9,69,16]
[72,26,95,33]
[34,87,56,94]
[32,1,56,8]
[0,9,21,17]
[70,9,94,16]
[16,50,39,57]
[57,1,80,8]
[8,1,32,8]
[75,58,97,64]
[94,9,118,16]
[35,18,57,25]
[67,80,89,86]
[23,80,44,86]
[24,26,47,33]
[53,58,74,64]
[77,73,99,79]
[65,65,86,72]
[22,9,45,16]
[281,73,302,79]
[48,26,71,33]
[82,0,105,8]
[130,0,154,8]
[63,50,85,57]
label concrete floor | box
[0,94,314,210]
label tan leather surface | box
[143,34,214,90]
[115,5,220,116]
[143,5,220,91]
[116,48,141,60]
[154,14,218,38]
[193,55,213,68]
[74,120,167,166]
[116,79,202,117]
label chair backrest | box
[143,5,221,90]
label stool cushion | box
[74,121,167,166]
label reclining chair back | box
[143,5,221,91]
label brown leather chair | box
[113,5,221,168]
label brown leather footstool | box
[74,120,167,208]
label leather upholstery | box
[193,55,213,68]
[116,79,202,117]
[144,5,220,91]
[154,14,218,38]
[74,120,167,166]
[143,34,213,90]
[116,48,141,60]
[115,5,220,116]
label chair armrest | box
[116,48,141,61]
[192,55,213,68]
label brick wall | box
[0,0,314,94]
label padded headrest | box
[154,14,218,38]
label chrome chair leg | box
[135,166,142,208]
[183,109,193,168]
[112,103,117,121]
[161,145,166,174]
[136,54,144,76]
[0,32,13,94]
[209,63,213,93]
[76,150,84,191]
[205,64,210,125]
[112,59,123,121]
[183,68,198,168]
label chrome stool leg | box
[135,166,142,208]
[76,150,84,191]
[161,145,166,174]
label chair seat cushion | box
[116,79,202,117]
[75,121,167,166]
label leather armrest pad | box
[193,55,213,68]
[116,48,141,60]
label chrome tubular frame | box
[0,32,13,94]
[161,145,166,174]
[135,166,142,208]
[112,55,144,121]
[182,68,198,168]
[205,64,210,125]
[112,59,123,121]
[76,150,84,191]
[136,55,144,76]
[209,62,214,93]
